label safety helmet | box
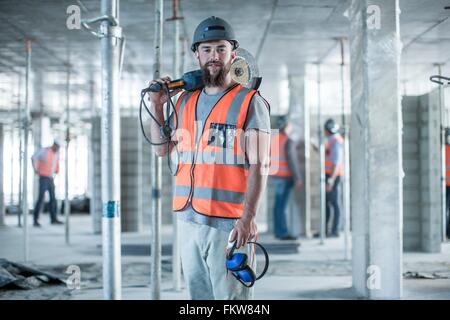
[53,138,62,146]
[191,16,239,52]
[324,118,339,134]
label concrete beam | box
[349,0,402,299]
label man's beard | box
[201,60,231,87]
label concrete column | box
[32,71,45,208]
[419,90,442,252]
[32,71,49,148]
[137,114,143,232]
[288,72,311,238]
[402,91,443,253]
[0,124,5,226]
[402,96,421,251]
[349,0,402,299]
[141,129,152,226]
[256,188,269,233]
[120,116,142,232]
[90,116,102,234]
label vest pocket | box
[207,123,237,149]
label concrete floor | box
[0,214,449,300]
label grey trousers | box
[178,219,254,300]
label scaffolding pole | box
[100,0,123,300]
[151,0,163,300]
[22,39,32,262]
[64,63,71,245]
[339,38,351,260]
[167,0,183,292]
[317,64,326,245]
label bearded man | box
[148,16,271,300]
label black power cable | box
[139,83,180,175]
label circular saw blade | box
[231,48,260,88]
[231,58,250,85]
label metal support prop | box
[339,38,351,260]
[65,63,71,245]
[22,39,32,262]
[317,64,326,245]
[167,0,183,291]
[100,0,123,300]
[151,0,163,300]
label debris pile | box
[0,259,64,290]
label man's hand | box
[147,76,182,156]
[295,180,303,190]
[148,76,182,109]
[229,215,258,249]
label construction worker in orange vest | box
[31,139,63,227]
[147,17,271,299]
[269,116,303,240]
[324,118,343,238]
[445,128,450,239]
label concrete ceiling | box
[0,0,450,117]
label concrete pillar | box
[256,188,269,233]
[161,157,173,226]
[349,0,402,299]
[137,135,171,228]
[419,90,442,252]
[402,91,443,253]
[0,124,5,226]
[141,128,152,226]
[32,71,45,208]
[121,116,142,232]
[288,72,311,238]
[90,116,102,234]
[137,115,143,231]
[32,71,50,148]
[402,96,421,251]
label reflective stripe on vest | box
[35,148,55,177]
[172,84,257,218]
[325,134,343,176]
[269,131,292,177]
[446,145,450,186]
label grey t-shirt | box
[172,85,271,232]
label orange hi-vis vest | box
[269,131,292,177]
[446,144,450,186]
[35,147,59,177]
[325,134,343,176]
[172,84,258,219]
